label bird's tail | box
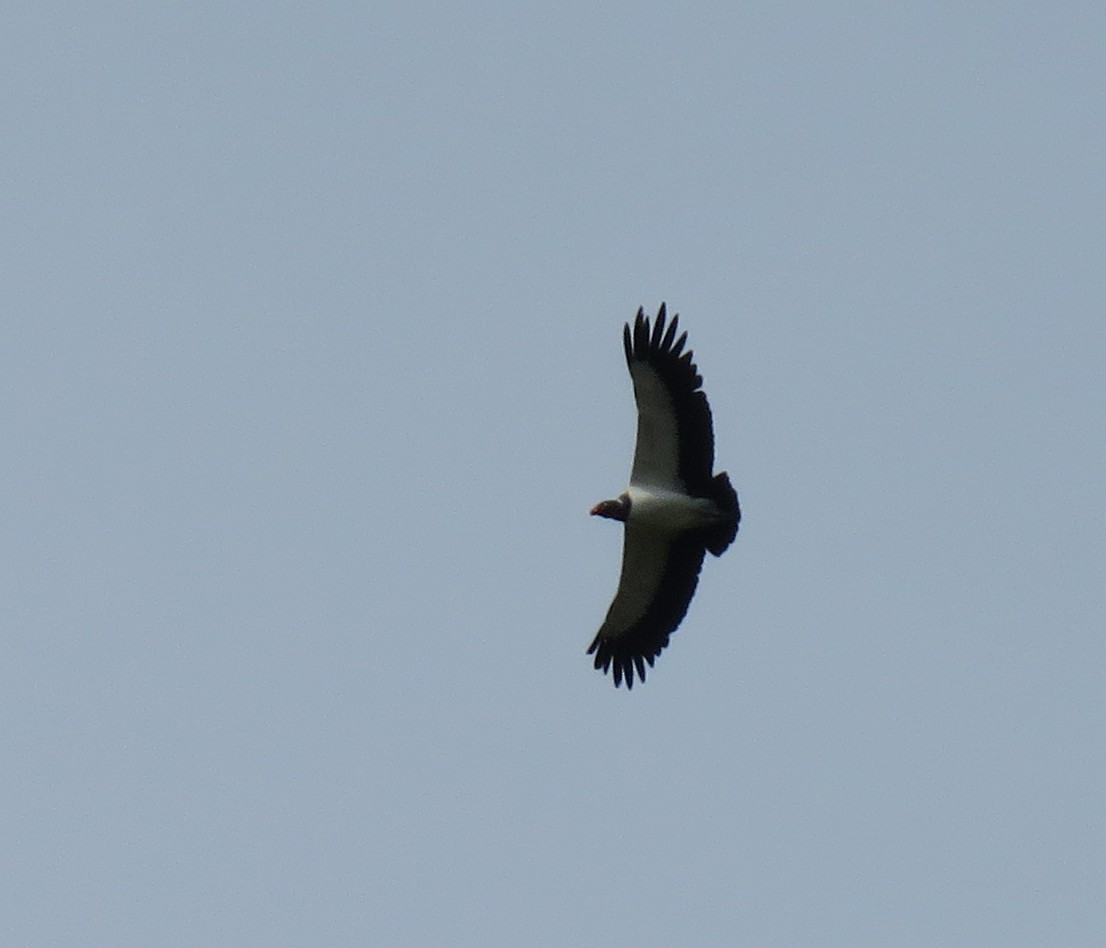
[704,471,740,557]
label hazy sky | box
[4,3,1105,945]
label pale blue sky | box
[3,3,1105,945]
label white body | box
[626,485,722,533]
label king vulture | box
[588,304,740,688]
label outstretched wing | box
[587,526,707,689]
[624,304,716,497]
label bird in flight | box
[588,304,741,688]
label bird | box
[588,303,740,688]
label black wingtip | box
[588,625,672,689]
[587,635,654,690]
[626,303,690,361]
[650,306,667,349]
[661,314,679,350]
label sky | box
[3,2,1105,945]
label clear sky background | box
[4,3,1104,945]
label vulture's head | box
[590,494,630,521]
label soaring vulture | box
[588,304,740,688]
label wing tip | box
[624,302,696,370]
[586,634,661,690]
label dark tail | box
[704,471,740,557]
